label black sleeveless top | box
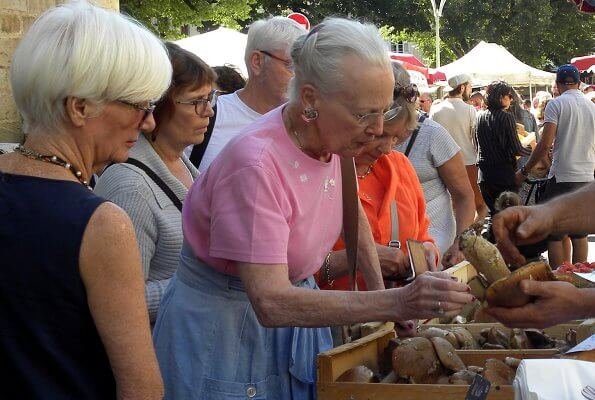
[0,172,116,399]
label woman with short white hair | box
[153,18,473,399]
[0,2,170,398]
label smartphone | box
[405,239,429,282]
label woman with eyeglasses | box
[317,63,441,332]
[0,3,169,398]
[153,18,473,399]
[475,80,532,214]
[95,42,216,324]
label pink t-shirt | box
[182,106,343,282]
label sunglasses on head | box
[394,84,418,103]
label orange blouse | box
[318,151,435,291]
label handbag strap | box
[125,158,184,212]
[404,114,426,157]
[340,157,359,291]
[189,104,217,169]
[389,200,400,248]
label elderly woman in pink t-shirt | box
[153,18,473,400]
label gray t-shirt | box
[396,119,460,256]
[544,89,595,182]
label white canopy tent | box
[175,27,248,78]
[438,41,555,95]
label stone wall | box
[0,0,119,143]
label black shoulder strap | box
[189,105,217,169]
[404,114,426,157]
[125,158,183,212]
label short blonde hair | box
[10,1,172,134]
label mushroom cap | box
[450,327,479,349]
[524,329,555,349]
[336,365,376,383]
[510,329,531,349]
[449,370,479,385]
[392,337,444,384]
[486,261,554,307]
[418,327,460,348]
[483,358,515,385]
[430,336,466,372]
[487,327,510,348]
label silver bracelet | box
[323,252,334,288]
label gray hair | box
[244,16,307,76]
[10,0,171,134]
[389,61,418,130]
[288,17,391,101]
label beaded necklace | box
[357,164,374,179]
[15,145,91,189]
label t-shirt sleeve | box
[543,100,559,125]
[429,123,460,168]
[208,164,291,264]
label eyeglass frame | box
[174,89,221,115]
[352,83,418,127]
[117,99,157,123]
[258,49,293,71]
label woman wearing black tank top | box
[0,2,170,399]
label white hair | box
[10,0,172,134]
[288,18,391,101]
[244,16,307,76]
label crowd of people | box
[0,1,594,399]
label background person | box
[212,64,246,93]
[190,16,306,171]
[486,182,595,328]
[319,62,438,293]
[418,91,433,116]
[0,2,170,398]
[516,65,595,268]
[94,42,216,323]
[430,74,489,221]
[153,19,473,399]
[475,81,531,214]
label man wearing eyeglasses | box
[190,16,307,172]
[430,73,489,221]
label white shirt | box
[544,89,595,182]
[198,92,262,172]
[429,98,477,165]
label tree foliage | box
[120,0,254,39]
[124,0,595,68]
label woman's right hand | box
[392,272,473,321]
[376,243,411,279]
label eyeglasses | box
[117,99,157,123]
[394,84,419,104]
[175,90,220,115]
[353,104,403,127]
[258,50,293,71]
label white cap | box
[445,73,472,92]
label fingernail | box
[466,287,471,292]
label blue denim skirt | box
[153,242,333,399]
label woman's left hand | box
[423,241,440,271]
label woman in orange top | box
[317,62,439,293]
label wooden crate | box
[317,327,559,400]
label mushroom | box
[525,329,554,349]
[483,358,515,385]
[430,337,466,372]
[459,231,510,285]
[468,365,484,374]
[450,327,479,349]
[482,343,506,350]
[336,365,377,383]
[392,337,444,384]
[449,370,479,385]
[418,327,460,349]
[510,329,531,349]
[504,357,522,369]
[487,327,509,348]
[485,261,555,307]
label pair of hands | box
[376,242,439,280]
[486,204,592,328]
